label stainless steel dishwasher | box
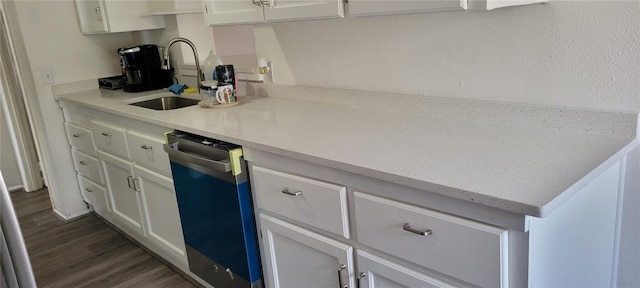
[163,130,262,288]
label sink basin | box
[127,95,200,110]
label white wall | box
[8,0,134,218]
[254,0,640,111]
[0,104,22,190]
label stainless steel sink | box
[125,94,200,111]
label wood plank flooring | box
[12,188,199,288]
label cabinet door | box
[203,0,264,26]
[357,250,456,288]
[74,0,108,33]
[260,214,355,288]
[134,164,187,264]
[99,151,144,234]
[348,0,462,17]
[263,0,344,22]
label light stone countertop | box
[54,81,639,217]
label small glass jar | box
[200,80,218,106]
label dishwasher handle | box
[163,143,231,173]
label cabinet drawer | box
[91,120,128,158]
[354,192,508,287]
[71,149,103,184]
[251,165,350,238]
[65,122,96,156]
[126,130,171,175]
[77,174,109,215]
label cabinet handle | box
[281,187,302,196]
[251,0,261,6]
[140,145,152,150]
[127,175,134,189]
[95,7,102,22]
[101,132,111,137]
[133,178,141,192]
[72,133,83,138]
[85,187,94,193]
[402,223,432,236]
[337,264,347,288]
[79,161,88,166]
[225,268,234,280]
[356,272,366,288]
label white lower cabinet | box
[99,150,144,234]
[134,164,187,263]
[247,150,509,288]
[99,149,188,265]
[356,250,455,288]
[260,214,355,288]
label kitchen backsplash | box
[246,82,638,139]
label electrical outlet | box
[41,68,54,84]
[267,61,274,82]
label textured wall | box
[254,1,640,111]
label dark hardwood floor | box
[12,188,198,288]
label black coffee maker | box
[118,45,172,92]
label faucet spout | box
[162,37,204,93]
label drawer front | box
[63,108,93,127]
[354,192,508,287]
[126,130,171,175]
[91,120,128,158]
[71,149,102,184]
[251,165,350,238]
[77,174,109,215]
[65,122,96,156]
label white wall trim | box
[0,3,44,192]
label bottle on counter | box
[202,50,222,81]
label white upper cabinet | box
[203,0,264,25]
[349,0,548,17]
[74,0,165,34]
[263,0,344,22]
[203,0,344,26]
[348,0,463,17]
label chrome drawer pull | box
[72,133,83,138]
[79,161,88,166]
[281,187,301,196]
[403,223,432,236]
[140,145,152,150]
[85,188,94,193]
[127,175,134,189]
[133,178,141,192]
[101,132,111,137]
[337,264,347,288]
[225,268,234,280]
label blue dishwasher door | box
[170,161,261,288]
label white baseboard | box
[8,185,23,192]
